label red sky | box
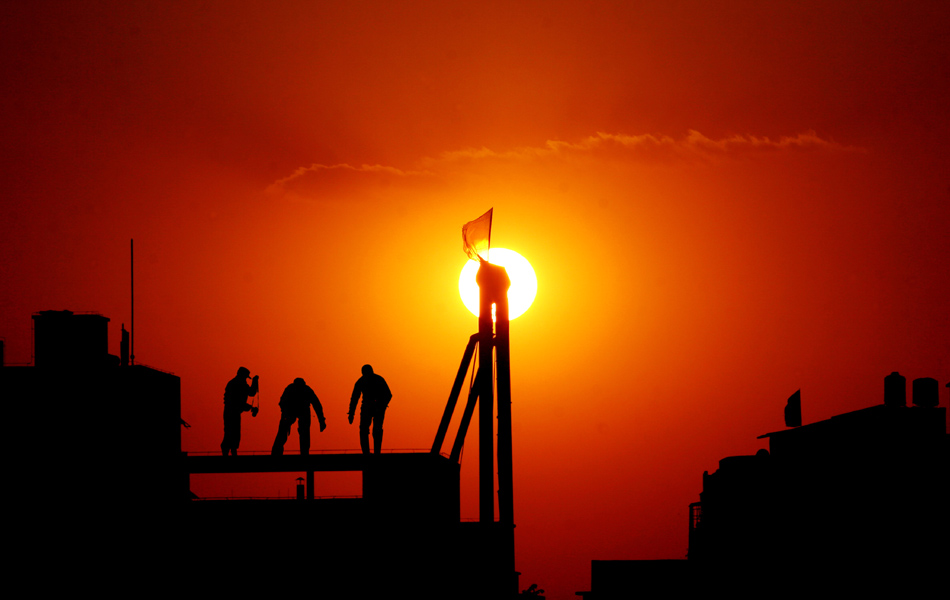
[2,2,948,597]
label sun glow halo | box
[458,248,538,320]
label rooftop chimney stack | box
[884,371,906,407]
[912,377,938,408]
[32,310,110,368]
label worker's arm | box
[312,392,327,431]
[348,380,361,424]
[242,376,260,412]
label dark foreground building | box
[688,374,947,593]
[2,310,182,503]
[3,311,183,594]
[578,374,947,598]
[182,453,514,598]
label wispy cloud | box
[431,130,859,165]
[265,163,434,201]
[268,131,860,200]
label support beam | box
[450,371,481,464]
[432,334,479,455]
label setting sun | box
[459,248,538,320]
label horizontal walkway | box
[184,450,449,474]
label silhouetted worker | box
[221,366,259,456]
[272,377,326,455]
[348,364,392,455]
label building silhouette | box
[3,310,182,499]
[2,310,182,593]
[578,373,948,597]
[688,373,947,592]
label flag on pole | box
[462,208,492,261]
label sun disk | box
[459,248,537,320]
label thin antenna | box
[130,238,135,365]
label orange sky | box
[2,2,948,597]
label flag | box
[462,208,492,261]
[785,389,802,428]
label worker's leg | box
[298,418,311,455]
[223,411,242,455]
[222,410,237,455]
[372,406,386,454]
[271,415,294,455]
[359,411,372,455]
[233,413,242,455]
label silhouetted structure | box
[271,377,325,455]
[430,259,518,596]
[3,310,181,494]
[577,373,947,598]
[1,310,183,590]
[688,372,948,592]
[180,261,521,597]
[183,260,521,598]
[184,452,463,596]
[221,366,258,455]
[784,389,801,427]
[348,364,392,455]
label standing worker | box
[348,364,392,455]
[272,378,326,455]
[221,366,259,456]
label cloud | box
[431,130,860,166]
[268,131,860,200]
[265,163,435,202]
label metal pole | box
[477,263,495,525]
[495,286,517,596]
[130,238,135,365]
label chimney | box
[912,377,938,408]
[32,311,110,368]
[884,371,906,407]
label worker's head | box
[237,366,251,379]
[361,364,374,376]
[294,377,305,385]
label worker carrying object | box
[221,366,259,456]
[272,377,326,456]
